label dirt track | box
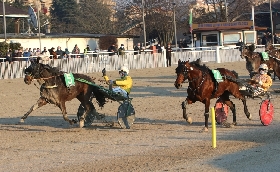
[1,61,280,172]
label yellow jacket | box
[252,73,272,91]
[104,75,133,94]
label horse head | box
[174,59,194,89]
[24,58,56,84]
[265,42,274,52]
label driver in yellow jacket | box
[251,63,272,96]
[102,66,133,98]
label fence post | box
[215,46,221,63]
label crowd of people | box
[3,42,172,65]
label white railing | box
[0,47,265,80]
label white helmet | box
[259,64,268,71]
[119,66,129,74]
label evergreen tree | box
[50,0,79,33]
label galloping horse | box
[174,59,251,132]
[239,44,274,78]
[23,58,106,128]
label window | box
[245,32,255,44]
[202,34,218,46]
[223,33,241,45]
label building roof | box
[0,4,29,18]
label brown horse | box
[239,44,274,78]
[23,58,106,128]
[174,59,251,132]
[239,44,264,77]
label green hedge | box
[0,42,21,57]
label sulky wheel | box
[117,100,135,129]
[259,99,274,126]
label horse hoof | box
[199,127,208,133]
[19,119,24,123]
[247,114,252,120]
[79,120,84,128]
[186,117,192,124]
[222,122,231,128]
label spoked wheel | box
[259,99,274,126]
[117,100,135,129]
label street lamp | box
[173,2,177,48]
[142,0,146,48]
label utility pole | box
[2,0,6,42]
[37,1,41,51]
[173,2,177,48]
[270,0,274,44]
[225,0,228,22]
[142,0,146,49]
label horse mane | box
[190,58,210,73]
[248,44,256,52]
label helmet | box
[259,64,268,71]
[119,66,129,74]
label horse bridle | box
[180,64,206,94]
[25,63,59,88]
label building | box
[192,20,267,47]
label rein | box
[29,73,63,89]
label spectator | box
[156,43,162,53]
[56,46,64,58]
[166,43,173,67]
[5,52,13,64]
[108,43,117,56]
[32,48,37,56]
[72,44,80,58]
[23,48,31,61]
[17,48,23,57]
[35,48,41,56]
[118,44,125,56]
[84,45,91,54]
[41,47,50,56]
[49,47,57,59]
[134,43,141,55]
[65,48,70,57]
[261,33,268,45]
[61,52,68,59]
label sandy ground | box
[1,61,280,172]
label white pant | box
[112,87,128,98]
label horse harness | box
[182,64,214,97]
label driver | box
[251,63,272,96]
[102,66,133,98]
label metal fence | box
[0,47,265,80]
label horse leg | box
[59,102,76,126]
[200,99,210,132]
[241,98,251,120]
[223,100,236,127]
[181,99,193,124]
[20,97,48,123]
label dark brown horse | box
[264,42,280,80]
[174,59,251,132]
[239,44,275,78]
[23,59,106,128]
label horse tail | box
[92,87,106,107]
